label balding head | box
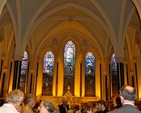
[125,86,134,92]
[119,85,136,101]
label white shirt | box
[0,103,19,113]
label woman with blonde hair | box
[0,89,24,113]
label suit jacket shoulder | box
[108,104,141,113]
[21,105,33,113]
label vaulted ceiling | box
[0,0,141,59]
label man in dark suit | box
[108,85,141,113]
[58,99,69,113]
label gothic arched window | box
[20,51,28,92]
[85,52,95,96]
[111,53,118,97]
[42,50,54,95]
[64,40,75,95]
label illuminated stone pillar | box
[28,69,35,94]
[36,58,43,97]
[115,57,124,92]
[137,54,141,99]
[104,70,111,101]
[28,54,37,94]
[0,68,9,97]
[96,60,101,100]
[134,59,139,98]
[13,55,23,90]
[0,58,3,76]
[0,52,15,95]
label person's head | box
[113,95,122,108]
[119,85,136,103]
[6,89,24,110]
[62,99,68,105]
[74,105,80,110]
[97,100,106,111]
[81,107,87,113]
[25,93,37,108]
[38,99,55,113]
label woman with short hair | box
[38,100,55,113]
[0,89,24,113]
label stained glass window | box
[20,51,28,92]
[85,52,95,96]
[42,50,54,95]
[64,40,75,95]
[111,53,118,97]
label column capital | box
[14,55,23,60]
[3,68,8,72]
[124,60,128,64]
[30,69,35,74]
[98,59,102,63]
[103,71,108,75]
[130,71,134,75]
[134,59,137,63]
[37,58,43,63]
[115,57,124,63]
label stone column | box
[134,59,138,98]
[36,58,42,97]
[115,57,124,91]
[29,69,35,93]
[12,55,23,90]
[0,68,9,97]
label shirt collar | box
[123,103,134,106]
[3,103,17,110]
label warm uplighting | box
[68,18,73,22]
[67,85,70,91]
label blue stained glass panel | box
[85,52,95,96]
[19,51,28,92]
[43,51,54,76]
[111,53,118,98]
[85,52,95,76]
[111,54,117,72]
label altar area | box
[40,87,100,112]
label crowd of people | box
[85,85,141,113]
[0,85,140,113]
[0,89,55,113]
